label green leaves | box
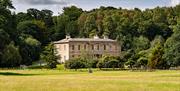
[163,23,180,67]
[1,42,22,67]
[41,43,59,69]
[0,0,14,9]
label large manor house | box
[54,35,121,63]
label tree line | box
[0,0,180,69]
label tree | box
[41,43,59,69]
[133,36,150,53]
[17,20,46,43]
[27,8,42,20]
[16,12,32,22]
[148,36,164,69]
[103,16,116,37]
[41,9,54,27]
[0,0,14,9]
[136,50,149,69]
[16,35,41,65]
[78,13,87,37]
[163,22,180,67]
[84,14,97,37]
[0,1,179,69]
[0,29,10,49]
[1,42,22,67]
[51,15,69,41]
[63,6,83,21]
[65,21,78,37]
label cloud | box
[16,0,69,5]
[170,0,180,6]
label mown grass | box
[0,69,179,91]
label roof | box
[53,38,117,44]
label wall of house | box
[68,41,121,59]
[55,41,121,62]
[55,43,69,63]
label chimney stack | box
[66,35,71,39]
[103,35,109,39]
[93,35,99,39]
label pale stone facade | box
[54,35,121,63]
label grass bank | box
[0,69,179,91]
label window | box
[78,45,81,50]
[115,46,118,50]
[72,45,75,50]
[72,55,74,58]
[97,45,100,50]
[92,45,94,50]
[84,44,86,50]
[109,45,112,50]
[104,45,106,50]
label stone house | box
[54,35,121,63]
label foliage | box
[0,0,180,69]
[40,43,59,69]
[163,23,180,67]
[0,42,22,67]
[64,58,86,70]
[97,56,124,69]
[148,38,164,69]
[125,58,136,69]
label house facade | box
[54,35,121,63]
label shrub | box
[56,64,65,70]
[65,58,86,70]
[97,56,124,69]
[105,60,119,69]
[40,43,59,69]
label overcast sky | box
[12,0,180,15]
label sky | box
[12,0,180,15]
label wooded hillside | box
[0,0,179,69]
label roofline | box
[53,38,118,44]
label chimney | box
[93,35,99,39]
[66,35,71,39]
[103,35,109,39]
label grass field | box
[0,69,180,91]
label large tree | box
[163,22,180,67]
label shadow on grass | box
[0,72,39,76]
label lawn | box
[0,69,180,91]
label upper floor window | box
[92,45,94,50]
[72,45,75,50]
[97,45,100,50]
[115,46,118,50]
[72,55,75,58]
[104,45,106,50]
[109,45,112,50]
[78,45,81,50]
[84,44,86,50]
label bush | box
[90,59,99,68]
[65,58,86,70]
[56,64,65,70]
[27,65,45,69]
[105,60,119,69]
[97,56,124,69]
[40,43,59,69]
